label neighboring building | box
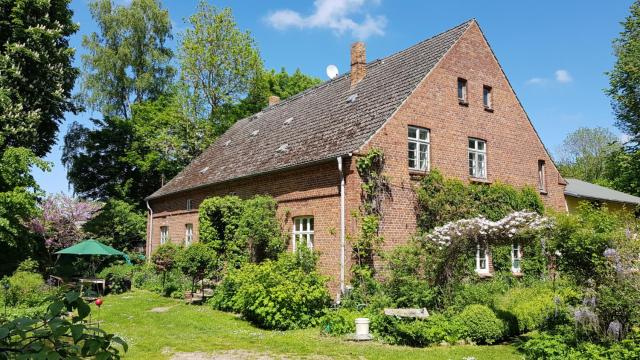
[564,178,640,214]
[145,19,567,296]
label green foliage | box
[84,199,146,250]
[98,264,134,294]
[132,264,190,298]
[371,313,464,347]
[0,0,79,157]
[494,285,557,334]
[0,147,49,275]
[320,308,361,336]
[81,0,174,119]
[550,203,626,282]
[15,258,39,274]
[521,329,640,360]
[416,169,544,232]
[199,195,285,268]
[0,290,127,358]
[556,127,622,185]
[455,304,506,344]
[383,241,438,309]
[2,271,50,307]
[151,243,179,273]
[212,251,330,330]
[607,1,640,147]
[179,2,262,127]
[176,242,220,293]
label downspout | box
[146,200,153,261]
[337,156,346,295]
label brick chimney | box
[350,42,366,87]
[268,95,280,106]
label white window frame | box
[511,242,522,273]
[476,243,490,274]
[483,85,492,109]
[458,78,468,103]
[160,226,169,245]
[468,138,487,179]
[292,216,314,251]
[186,199,193,211]
[408,126,430,171]
[538,160,546,192]
[185,223,193,246]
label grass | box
[94,290,522,359]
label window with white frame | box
[476,243,489,274]
[186,199,193,211]
[185,223,193,246]
[160,226,169,245]
[511,242,522,273]
[292,216,314,250]
[408,126,430,171]
[468,138,487,179]
[538,160,546,192]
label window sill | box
[539,190,548,195]
[458,99,469,106]
[484,106,494,113]
[512,271,524,278]
[470,177,491,184]
[476,272,493,279]
[409,169,429,179]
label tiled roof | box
[147,20,472,200]
[565,178,640,205]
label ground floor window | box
[512,242,522,273]
[293,216,314,250]
[476,243,489,274]
[160,226,169,245]
[185,223,193,246]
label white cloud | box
[555,69,573,83]
[265,0,387,39]
[526,69,573,86]
[526,77,548,85]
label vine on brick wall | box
[351,148,390,283]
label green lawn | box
[95,290,522,359]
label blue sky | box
[35,0,635,195]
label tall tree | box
[0,0,79,157]
[607,0,640,148]
[179,2,262,132]
[80,0,174,119]
[556,127,621,184]
[0,147,50,275]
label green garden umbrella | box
[55,239,131,264]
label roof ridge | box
[261,18,474,114]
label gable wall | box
[356,22,567,251]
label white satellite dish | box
[326,64,339,79]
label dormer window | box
[458,78,468,104]
[186,199,193,211]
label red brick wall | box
[148,160,349,296]
[356,22,566,251]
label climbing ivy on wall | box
[199,195,285,269]
[351,148,390,283]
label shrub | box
[132,264,190,298]
[383,242,438,309]
[98,264,134,294]
[455,304,506,344]
[213,251,330,330]
[175,242,220,293]
[494,285,557,335]
[371,312,463,347]
[151,243,180,288]
[520,332,570,360]
[15,258,39,273]
[2,271,50,307]
[321,308,361,336]
[450,276,511,310]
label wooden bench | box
[383,308,430,319]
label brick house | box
[145,19,567,297]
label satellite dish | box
[326,64,339,79]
